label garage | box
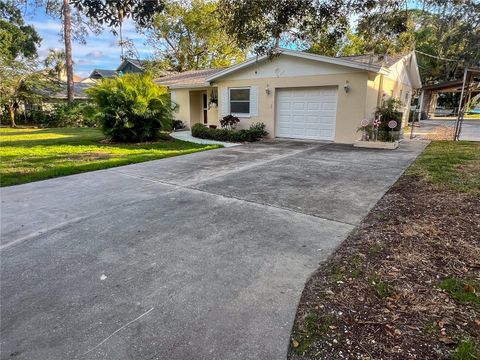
[275,87,338,141]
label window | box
[229,88,250,115]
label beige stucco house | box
[156,49,422,144]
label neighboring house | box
[116,59,144,75]
[26,82,92,111]
[156,48,422,143]
[87,59,145,82]
[88,69,118,81]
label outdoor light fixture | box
[265,84,271,95]
[343,80,350,93]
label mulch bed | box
[288,175,480,359]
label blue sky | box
[26,9,152,78]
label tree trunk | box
[119,7,125,60]
[63,0,74,102]
[8,105,16,128]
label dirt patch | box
[289,175,480,359]
[68,152,112,161]
[456,160,480,177]
[418,126,455,140]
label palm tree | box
[44,49,67,80]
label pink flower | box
[373,118,381,128]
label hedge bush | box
[86,73,172,142]
[5,103,95,128]
[192,122,268,142]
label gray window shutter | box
[250,86,259,116]
[220,87,229,116]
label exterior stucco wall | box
[171,89,191,126]
[365,73,382,120]
[215,71,369,144]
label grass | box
[0,127,221,186]
[451,339,480,360]
[368,274,395,298]
[438,278,480,307]
[292,313,336,355]
[407,141,480,195]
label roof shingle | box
[155,68,223,88]
[339,54,404,68]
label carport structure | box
[418,68,480,140]
[419,73,480,119]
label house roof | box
[35,82,93,100]
[89,69,117,79]
[339,54,405,68]
[155,68,223,88]
[116,59,145,72]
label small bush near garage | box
[220,115,240,129]
[191,122,268,142]
[172,120,186,131]
[86,73,173,142]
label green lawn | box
[0,127,221,186]
[407,141,480,195]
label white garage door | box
[276,87,338,140]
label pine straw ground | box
[288,141,480,360]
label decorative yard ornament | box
[360,119,370,141]
[373,118,381,141]
[388,120,398,129]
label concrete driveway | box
[413,118,480,141]
[0,140,427,360]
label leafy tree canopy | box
[72,0,165,31]
[143,0,246,72]
[0,1,42,59]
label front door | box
[202,93,208,124]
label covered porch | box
[155,69,223,129]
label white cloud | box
[86,50,105,58]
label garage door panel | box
[293,102,306,110]
[276,87,337,141]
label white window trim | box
[229,87,251,117]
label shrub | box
[86,73,173,142]
[172,119,186,131]
[377,98,403,131]
[191,122,268,142]
[45,103,96,127]
[220,114,240,129]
